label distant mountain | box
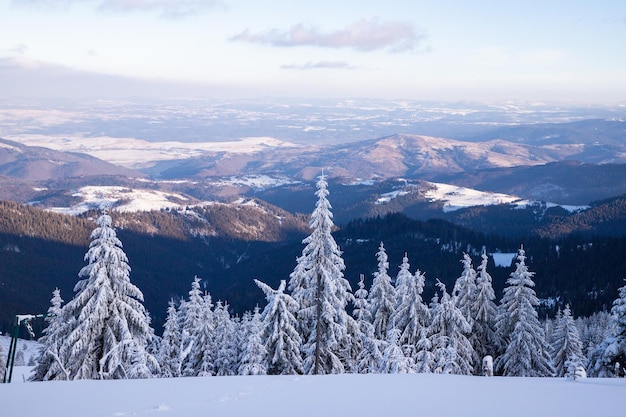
[433,160,626,205]
[146,132,626,183]
[0,138,143,181]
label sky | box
[0,0,625,102]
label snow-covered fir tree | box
[379,327,415,374]
[179,276,206,376]
[368,242,396,341]
[238,306,267,376]
[452,253,477,323]
[470,252,499,374]
[213,301,238,376]
[494,246,554,377]
[551,304,584,377]
[353,274,372,325]
[391,255,430,361]
[158,299,182,378]
[356,324,384,374]
[587,282,626,377]
[414,326,434,373]
[428,281,474,375]
[197,293,218,376]
[30,289,69,381]
[57,212,158,380]
[287,174,354,375]
[255,279,303,375]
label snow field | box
[2,372,625,417]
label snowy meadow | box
[2,371,625,417]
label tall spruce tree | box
[287,174,353,375]
[494,246,554,377]
[57,213,158,380]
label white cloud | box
[12,0,222,18]
[230,18,426,53]
[281,61,355,70]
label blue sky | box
[1,0,625,102]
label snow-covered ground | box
[424,182,532,212]
[1,370,624,417]
[9,134,299,168]
[2,336,625,416]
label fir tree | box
[58,213,158,380]
[391,256,430,360]
[494,246,554,377]
[238,306,268,376]
[379,327,415,374]
[287,174,353,375]
[255,279,303,375]
[31,289,69,381]
[551,304,584,377]
[213,301,237,376]
[368,242,396,341]
[428,281,474,375]
[471,252,498,374]
[158,299,182,378]
[588,282,626,377]
[180,276,206,377]
[452,253,477,323]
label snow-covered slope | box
[1,371,624,417]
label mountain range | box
[1,111,626,334]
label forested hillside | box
[2,200,626,335]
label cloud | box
[12,0,222,18]
[230,18,426,53]
[281,61,355,70]
[97,0,223,19]
[9,44,29,55]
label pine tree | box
[588,282,626,377]
[494,246,554,377]
[452,253,477,323]
[368,242,396,341]
[428,281,474,375]
[158,300,182,378]
[471,252,498,374]
[379,327,415,374]
[213,301,237,376]
[58,213,158,380]
[551,304,584,377]
[353,274,372,325]
[287,174,353,375]
[391,256,430,360]
[197,293,217,377]
[255,279,303,375]
[30,289,70,381]
[180,276,206,377]
[238,306,267,376]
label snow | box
[1,368,625,417]
[491,252,517,267]
[9,134,299,168]
[48,186,195,215]
[424,182,530,212]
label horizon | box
[1,1,625,103]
